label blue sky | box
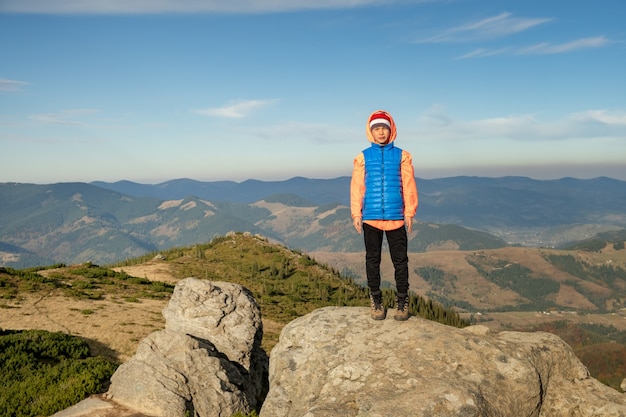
[1,0,625,184]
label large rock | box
[55,283,625,417]
[162,277,263,371]
[107,278,268,417]
[260,306,626,417]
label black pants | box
[363,223,409,296]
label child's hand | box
[353,217,362,234]
[405,216,413,233]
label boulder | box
[55,281,625,417]
[162,278,263,372]
[260,306,626,417]
[107,278,268,417]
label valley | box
[311,244,626,332]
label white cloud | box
[457,36,609,59]
[29,109,100,125]
[0,0,428,14]
[458,12,550,36]
[0,78,29,92]
[417,12,551,43]
[193,99,277,118]
[414,107,626,143]
[516,36,609,54]
[30,113,79,125]
[467,114,543,139]
[569,109,626,126]
[456,47,512,59]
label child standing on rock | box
[350,110,418,321]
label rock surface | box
[106,278,268,417]
[54,280,625,417]
[260,306,626,417]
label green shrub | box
[0,329,118,417]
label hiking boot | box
[394,294,410,321]
[369,293,386,320]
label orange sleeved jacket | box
[350,110,418,231]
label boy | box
[350,110,418,321]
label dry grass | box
[1,290,166,363]
[2,242,625,367]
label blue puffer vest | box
[362,142,404,220]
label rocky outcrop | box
[54,279,625,417]
[260,306,626,417]
[106,278,268,417]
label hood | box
[366,109,397,144]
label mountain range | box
[1,176,625,268]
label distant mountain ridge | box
[1,176,625,268]
[91,175,626,226]
[92,176,626,241]
[91,177,345,205]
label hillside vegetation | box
[110,232,469,334]
[528,321,626,391]
[1,232,469,416]
[313,241,626,315]
[2,232,626,417]
[0,329,117,417]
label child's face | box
[370,125,391,145]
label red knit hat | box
[369,112,391,129]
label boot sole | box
[370,309,387,320]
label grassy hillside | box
[1,232,468,355]
[2,232,625,417]
[1,232,469,416]
[313,242,626,315]
[111,232,469,340]
[523,321,626,391]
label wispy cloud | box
[516,36,609,55]
[249,121,357,143]
[0,78,29,92]
[193,99,277,118]
[416,105,626,142]
[0,0,426,14]
[456,47,512,59]
[457,36,609,59]
[30,109,100,125]
[417,12,551,43]
[570,109,626,126]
